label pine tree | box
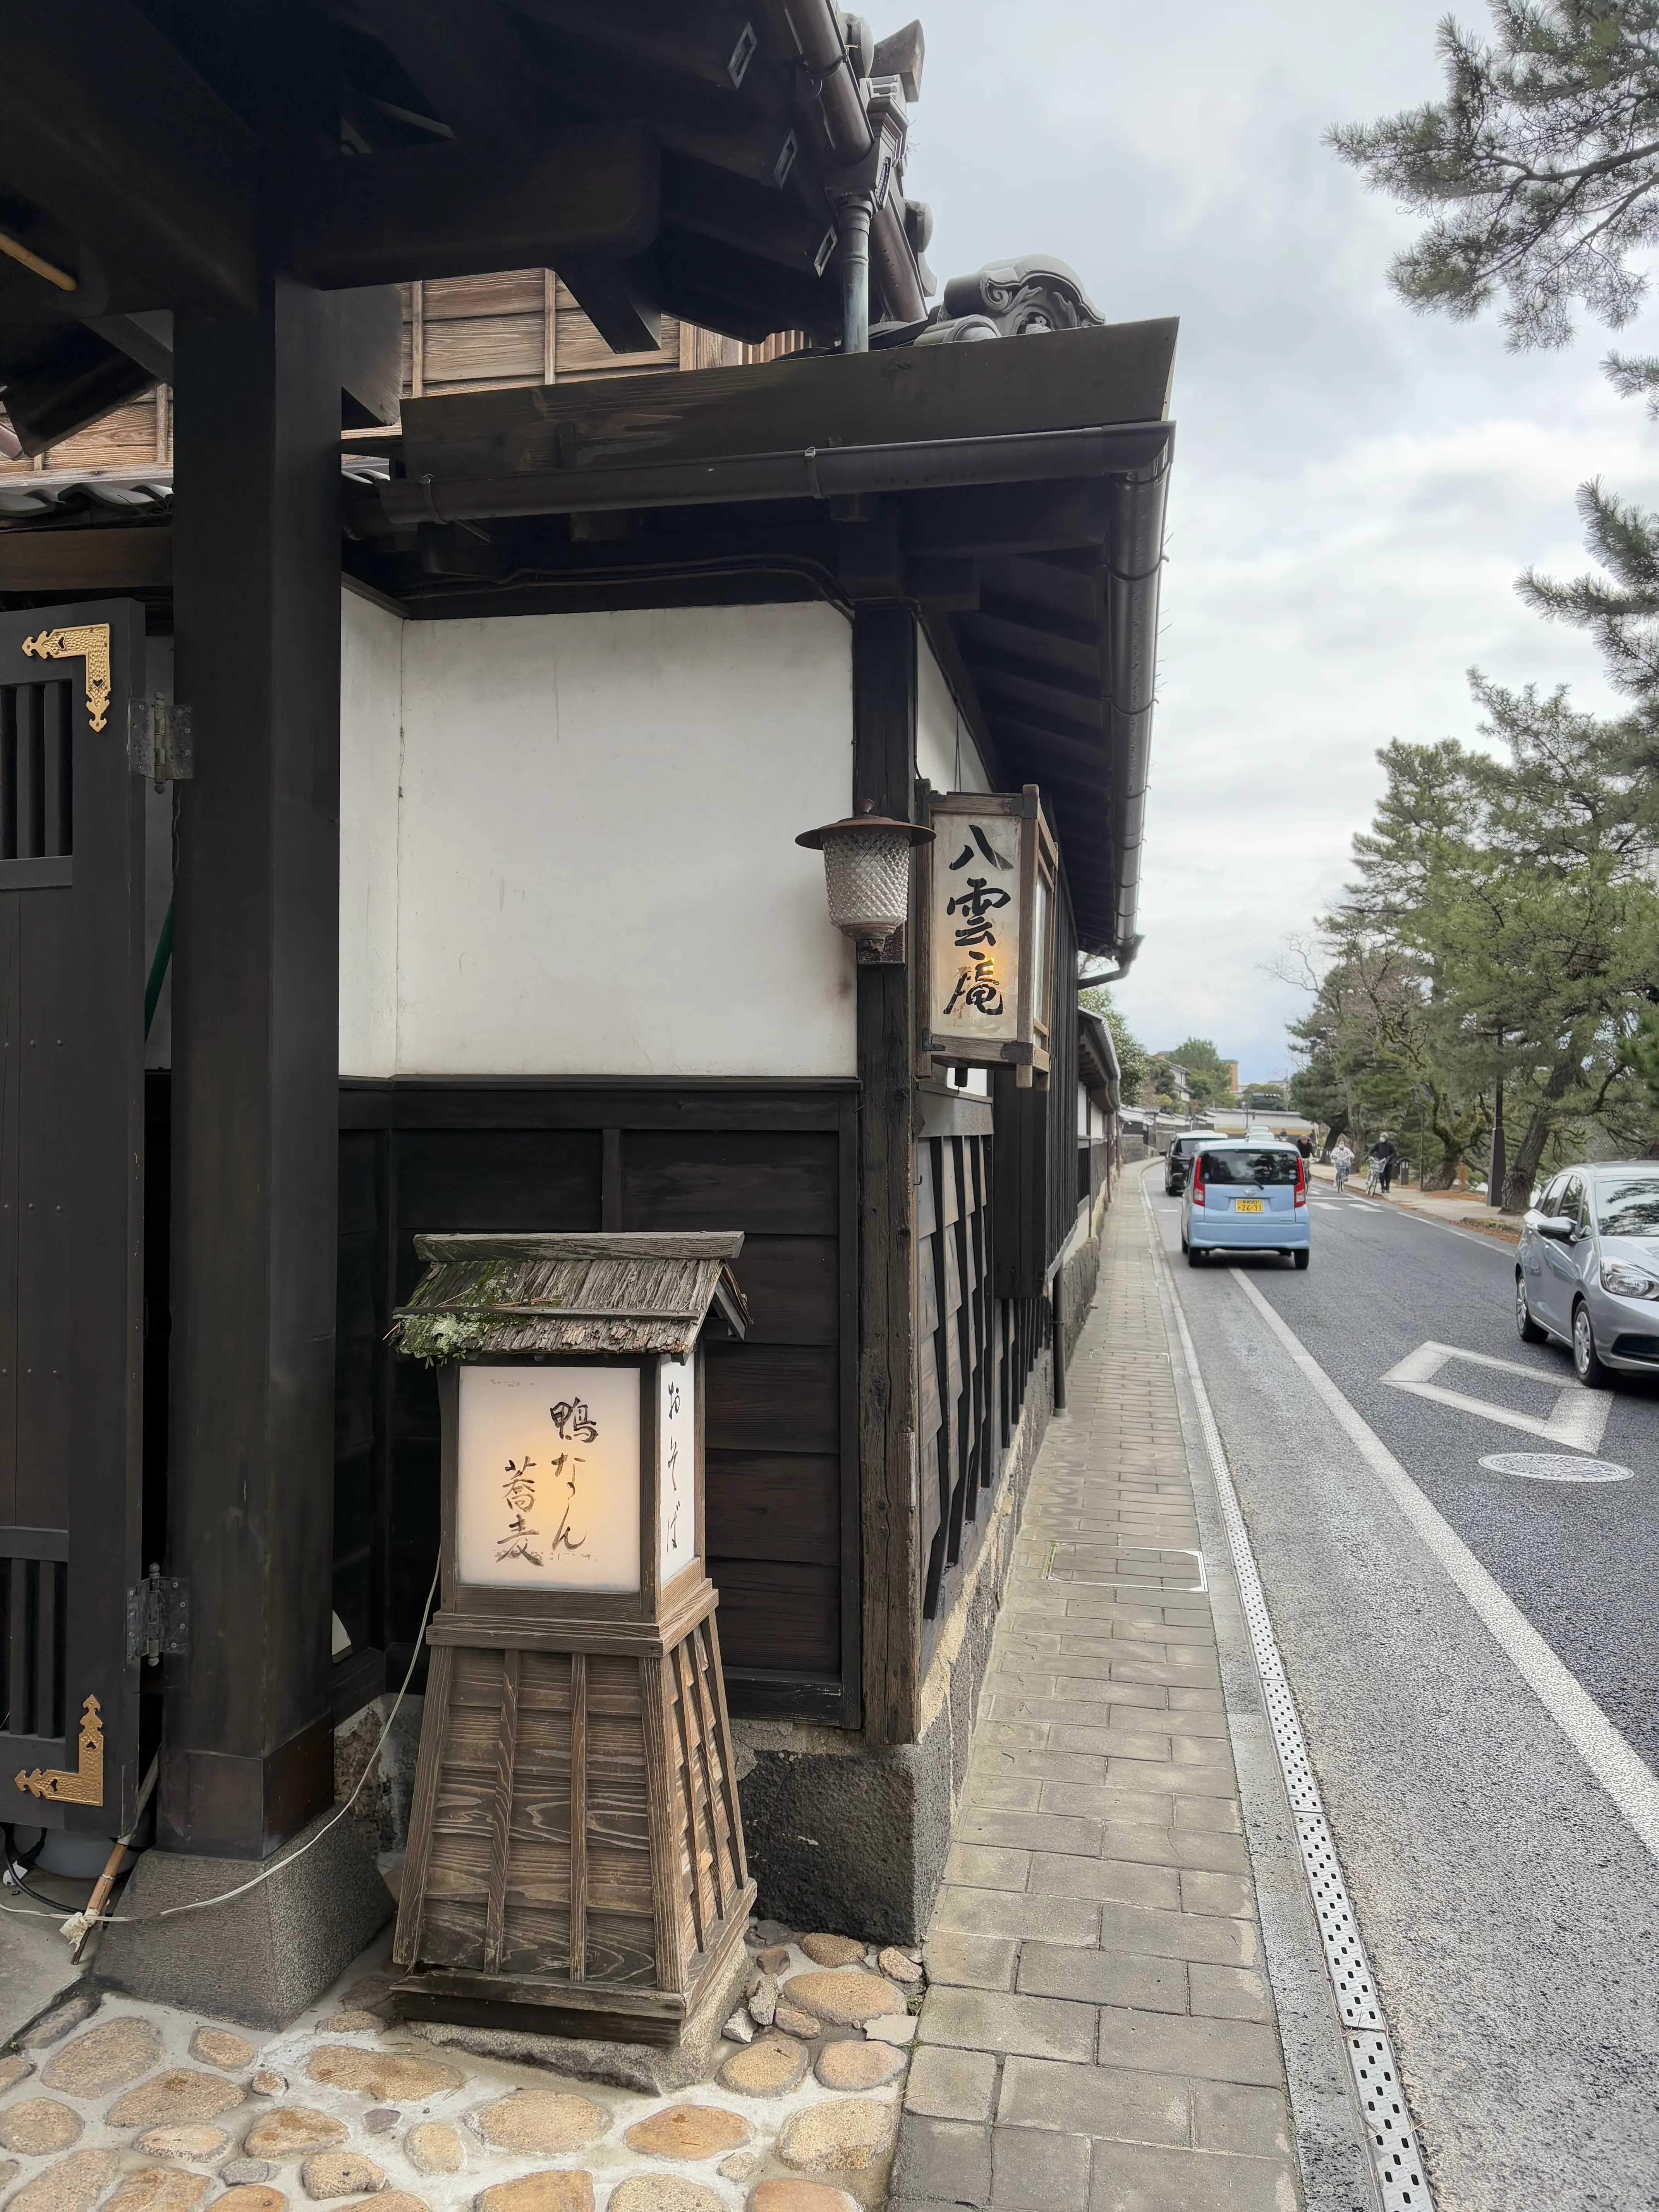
[1330,3,1659,350]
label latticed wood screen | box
[398,1625,744,1993]
[917,1133,996,1619]
[917,1130,1053,1641]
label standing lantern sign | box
[389,1233,755,2044]
[920,785,1059,1083]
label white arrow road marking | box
[1226,1273,1659,1863]
[1381,1340,1611,1453]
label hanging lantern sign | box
[920,785,1058,1081]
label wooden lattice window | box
[0,681,72,886]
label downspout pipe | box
[1104,437,1172,970]
[837,191,874,353]
[773,1,926,323]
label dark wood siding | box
[335,1085,858,1725]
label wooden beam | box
[0,323,153,456]
[529,44,801,191]
[162,274,342,1858]
[904,479,1113,560]
[396,321,1178,482]
[0,0,257,315]
[0,527,171,591]
[854,606,921,1747]
[957,637,1103,708]
[558,256,661,357]
[661,157,836,277]
[513,0,763,92]
[290,123,659,289]
[352,0,544,149]
[339,287,403,428]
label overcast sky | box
[907,0,1657,1082]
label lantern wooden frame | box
[389,1233,756,2045]
[918,784,1059,1083]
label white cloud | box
[908,0,1659,1078]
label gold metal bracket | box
[15,1695,104,1805]
[22,623,112,732]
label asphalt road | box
[1146,1171,1659,2211]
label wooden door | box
[0,603,146,1834]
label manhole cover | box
[1477,1452,1635,1483]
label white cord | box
[58,1559,441,1941]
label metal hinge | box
[125,1565,189,1665]
[127,697,194,792]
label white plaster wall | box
[356,601,856,1079]
[340,586,404,1078]
[916,631,989,797]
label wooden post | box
[162,275,343,1857]
[854,606,920,1746]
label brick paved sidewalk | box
[891,1192,1301,2212]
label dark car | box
[1165,1132,1212,1195]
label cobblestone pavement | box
[0,1919,922,2212]
[893,1195,1302,2212]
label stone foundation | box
[735,1239,1080,1943]
[95,1806,394,2027]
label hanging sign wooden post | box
[389,1233,755,2044]
[919,785,1058,1084]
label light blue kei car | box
[1181,1136,1310,1269]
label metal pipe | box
[354,419,1173,534]
[1104,439,1173,969]
[778,0,874,163]
[838,191,873,354]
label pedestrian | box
[1369,1132,1398,1195]
[1331,1137,1354,1194]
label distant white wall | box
[916,630,989,797]
[339,599,857,1079]
[340,586,404,1078]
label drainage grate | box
[1152,1209,1436,2212]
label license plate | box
[1234,1199,1264,1213]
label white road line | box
[1144,1183,1432,2212]
[1381,1340,1612,1453]
[1229,1267,1659,1864]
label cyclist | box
[1367,1133,1397,1196]
[1331,1137,1354,1194]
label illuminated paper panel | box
[656,1357,698,1587]
[928,812,1024,1048]
[456,1365,641,1592]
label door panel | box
[0,604,146,1832]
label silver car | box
[1516,1162,1659,1383]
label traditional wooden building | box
[0,0,1173,2016]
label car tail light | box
[1294,1154,1306,1207]
[1191,1156,1205,1206]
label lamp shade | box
[797,806,934,945]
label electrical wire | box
[51,1558,441,1944]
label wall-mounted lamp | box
[797,800,934,964]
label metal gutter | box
[1104,441,1171,970]
[351,419,1172,533]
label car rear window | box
[1199,1149,1297,1185]
[1597,1176,1659,1236]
